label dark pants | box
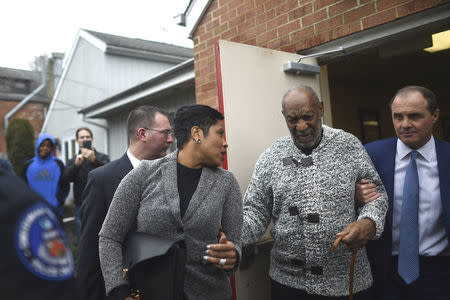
[389,256,450,300]
[271,279,373,300]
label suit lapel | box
[160,152,183,226]
[114,154,133,187]
[435,138,450,239]
[118,153,133,177]
[384,138,397,228]
[182,167,217,222]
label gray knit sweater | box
[242,125,388,296]
[99,151,243,300]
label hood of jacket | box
[36,133,55,161]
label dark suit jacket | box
[365,137,450,299]
[77,153,132,300]
[64,149,110,206]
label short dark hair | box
[390,86,438,114]
[127,106,168,140]
[174,105,224,150]
[76,127,93,139]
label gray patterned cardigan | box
[242,125,388,296]
[99,151,243,300]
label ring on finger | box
[219,258,226,266]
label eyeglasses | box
[143,128,173,136]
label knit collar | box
[291,125,335,156]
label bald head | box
[282,85,320,112]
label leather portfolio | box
[123,232,186,300]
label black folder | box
[123,232,186,300]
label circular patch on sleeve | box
[14,203,74,281]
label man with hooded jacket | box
[21,133,69,215]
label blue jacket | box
[21,134,69,214]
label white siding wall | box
[107,112,129,160]
[105,56,175,96]
[44,38,109,161]
[44,36,189,162]
[106,86,196,160]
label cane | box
[333,235,357,300]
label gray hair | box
[282,85,321,109]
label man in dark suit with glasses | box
[77,106,173,300]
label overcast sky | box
[0,0,192,70]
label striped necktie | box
[398,150,420,284]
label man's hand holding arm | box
[355,179,381,207]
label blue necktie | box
[398,150,420,284]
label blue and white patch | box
[14,203,74,281]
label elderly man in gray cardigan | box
[242,86,388,299]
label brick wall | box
[0,100,46,155]
[193,0,447,108]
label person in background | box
[0,157,14,173]
[361,86,450,299]
[77,106,174,300]
[63,127,109,236]
[0,167,78,299]
[99,105,242,300]
[242,86,388,300]
[21,133,69,216]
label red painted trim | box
[215,40,229,171]
[214,40,236,300]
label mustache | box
[399,129,417,134]
[295,129,314,136]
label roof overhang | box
[298,3,450,64]
[79,30,191,63]
[182,1,449,59]
[79,58,194,118]
[181,0,214,38]
[0,92,47,103]
[104,45,190,64]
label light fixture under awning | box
[424,30,450,53]
[283,47,345,75]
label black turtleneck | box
[177,162,202,218]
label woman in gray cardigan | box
[99,105,243,300]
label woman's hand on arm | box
[204,232,237,270]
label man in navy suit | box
[76,106,174,300]
[362,86,450,299]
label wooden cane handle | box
[333,234,345,251]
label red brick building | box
[0,67,48,156]
[183,0,449,141]
[179,1,449,298]
[0,54,63,158]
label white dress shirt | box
[392,136,448,256]
[126,149,142,169]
